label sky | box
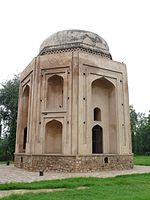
[0,0,150,114]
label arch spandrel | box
[91,76,116,89]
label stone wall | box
[15,154,133,172]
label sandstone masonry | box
[15,154,133,172]
[15,30,133,172]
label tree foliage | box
[0,75,19,160]
[130,105,138,153]
[130,105,150,154]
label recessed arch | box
[94,107,101,121]
[92,125,103,153]
[22,85,30,124]
[45,120,62,154]
[91,77,117,154]
[19,85,30,153]
[47,75,64,109]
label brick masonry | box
[15,154,133,172]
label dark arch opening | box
[23,127,27,150]
[94,107,101,121]
[104,157,108,164]
[92,125,103,154]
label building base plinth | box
[15,154,133,172]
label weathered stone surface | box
[15,154,133,172]
[39,30,110,56]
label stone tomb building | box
[15,30,133,172]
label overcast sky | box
[0,0,150,114]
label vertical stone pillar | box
[71,51,79,154]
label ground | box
[0,164,150,184]
[0,174,150,200]
[0,155,150,199]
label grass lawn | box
[0,161,7,165]
[0,161,14,165]
[134,155,150,166]
[0,173,150,200]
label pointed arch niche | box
[45,120,62,154]
[91,77,117,154]
[19,85,30,153]
[94,107,101,121]
[46,75,64,110]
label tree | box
[135,112,147,154]
[130,105,138,153]
[141,111,150,154]
[0,75,19,160]
[130,105,150,155]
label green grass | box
[0,173,150,200]
[134,155,150,166]
[0,161,14,165]
[0,177,93,190]
[0,161,7,164]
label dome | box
[39,30,111,58]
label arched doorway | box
[92,125,103,153]
[23,127,27,150]
[45,120,62,154]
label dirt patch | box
[0,186,87,198]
